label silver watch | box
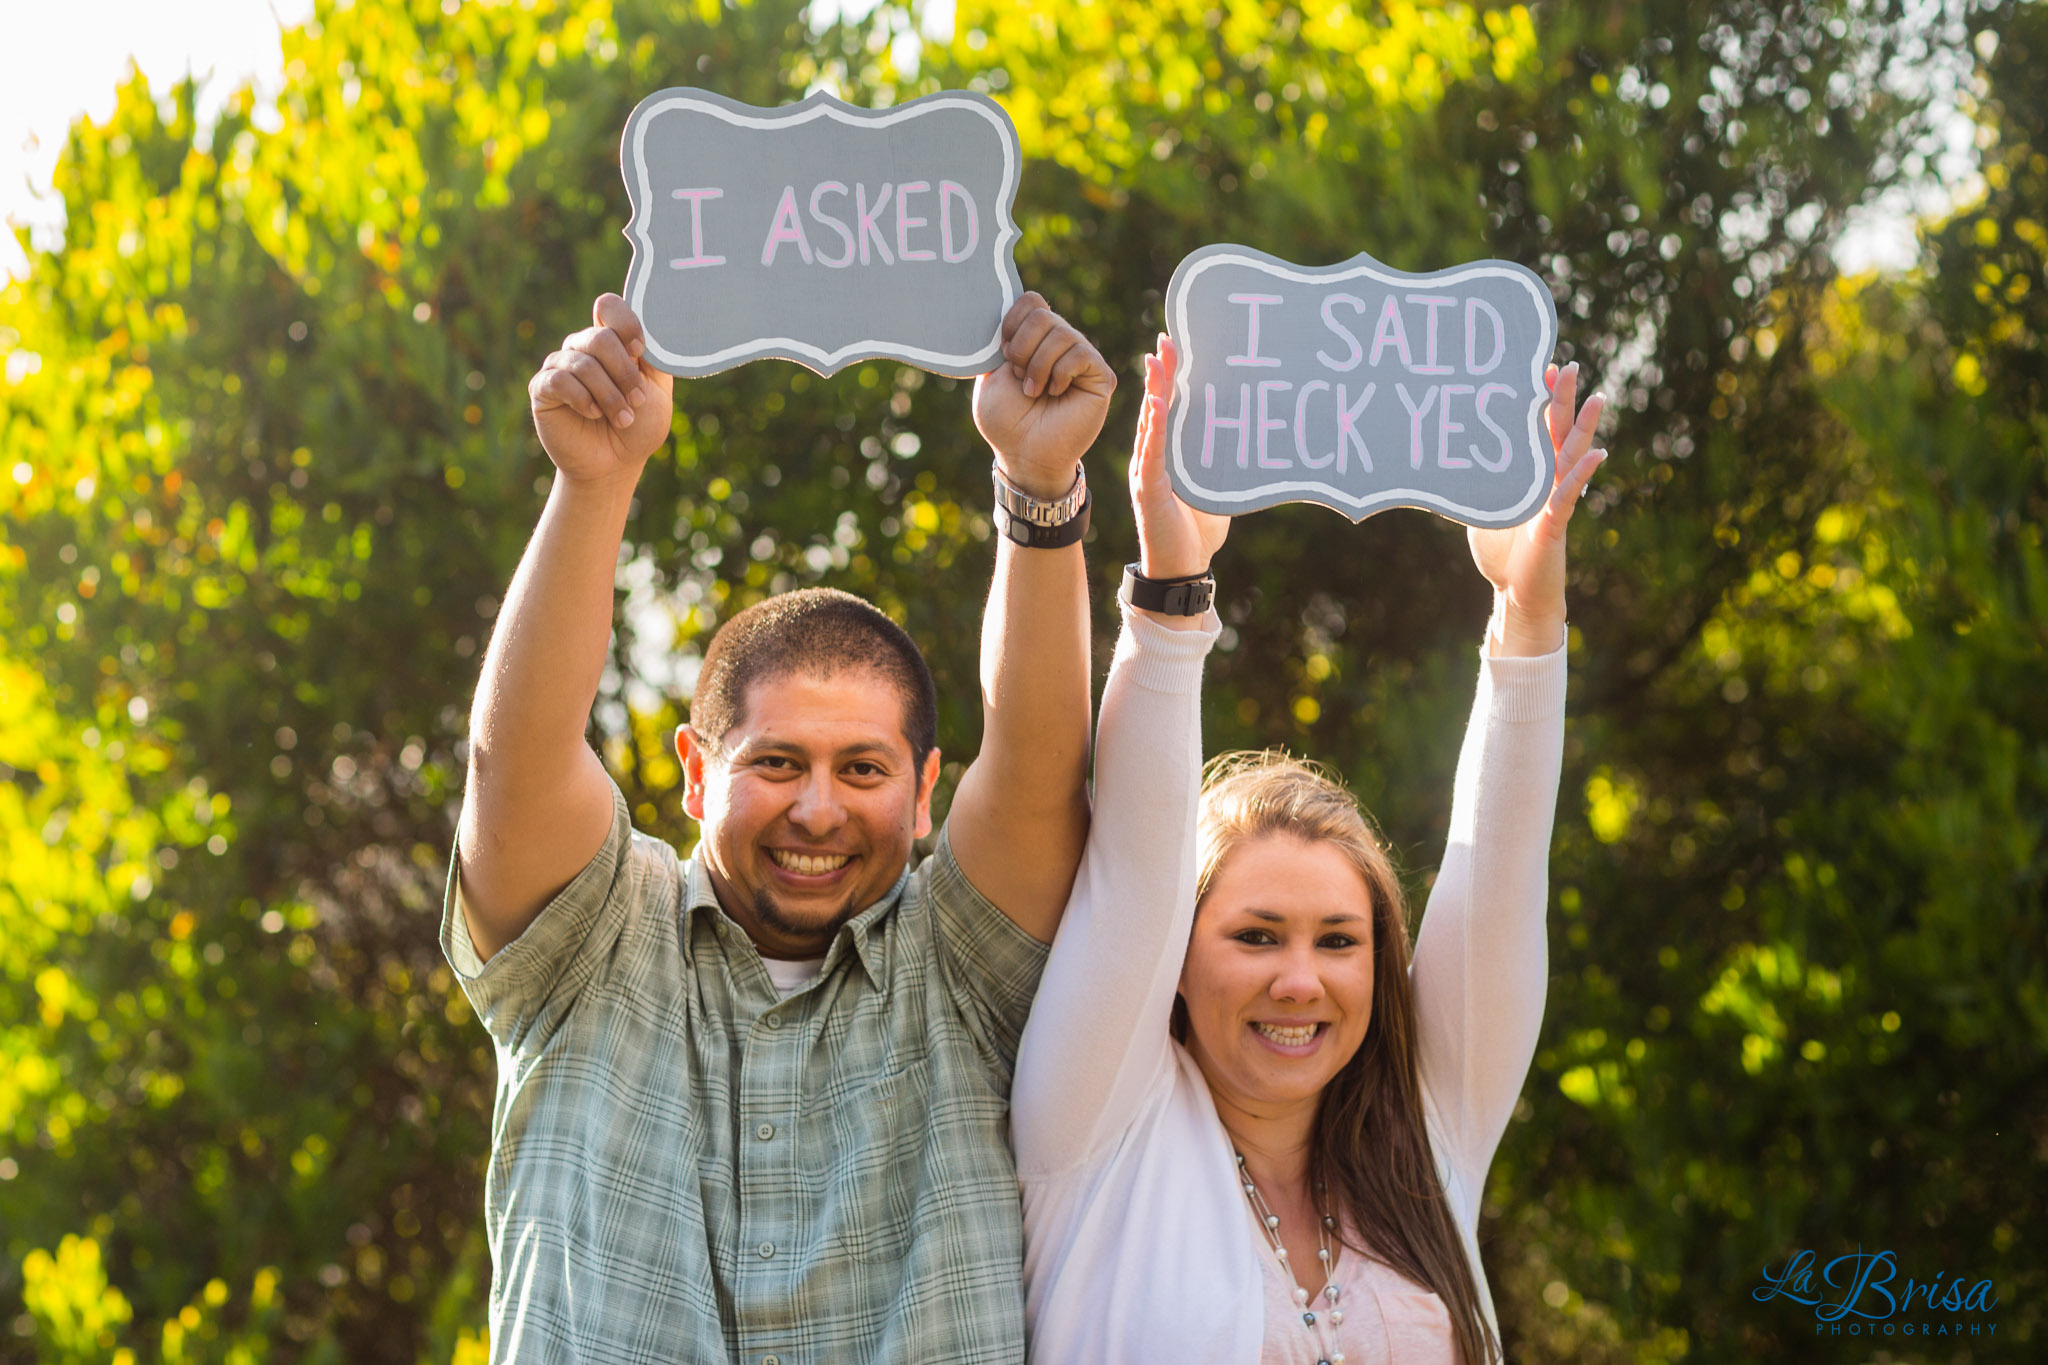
[990,461,1088,527]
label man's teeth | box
[1253,1022,1320,1047]
[771,850,851,876]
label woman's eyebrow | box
[1237,908,1368,925]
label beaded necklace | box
[1236,1152,1347,1365]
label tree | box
[2,0,2032,1359]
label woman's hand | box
[1466,361,1607,656]
[1130,334,1230,586]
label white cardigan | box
[1013,606,1568,1364]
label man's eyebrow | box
[730,737,904,763]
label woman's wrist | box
[1490,592,1566,657]
[1137,553,1211,580]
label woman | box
[1012,335,1606,1364]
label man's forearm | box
[458,471,637,946]
[946,531,1092,940]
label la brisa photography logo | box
[1753,1245,2002,1341]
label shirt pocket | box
[812,1056,932,1264]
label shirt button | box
[756,1122,775,1141]
[764,1014,783,1030]
[762,1356,781,1365]
[758,1242,776,1259]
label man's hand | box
[1130,334,1230,585]
[1467,360,1608,656]
[972,292,1116,499]
[529,294,676,487]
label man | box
[445,290,1113,1363]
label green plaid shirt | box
[442,783,1050,1364]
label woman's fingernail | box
[629,339,645,358]
[630,388,647,406]
[616,409,635,427]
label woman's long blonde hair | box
[1186,750,1499,1365]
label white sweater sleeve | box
[1011,604,1220,1179]
[1411,641,1568,1200]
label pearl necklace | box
[1236,1152,1346,1365]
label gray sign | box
[1164,245,1560,527]
[621,88,1024,378]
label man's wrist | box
[547,461,645,503]
[991,450,1082,502]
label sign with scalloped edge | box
[1164,244,1560,528]
[620,87,1024,379]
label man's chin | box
[751,889,860,951]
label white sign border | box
[622,87,1023,378]
[1166,246,1559,527]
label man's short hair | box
[690,588,939,771]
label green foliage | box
[1,0,2040,1360]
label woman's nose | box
[1268,948,1326,1003]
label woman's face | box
[1179,833,1377,1113]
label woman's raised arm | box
[1010,338,1228,1176]
[1412,363,1607,1185]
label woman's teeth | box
[771,850,851,876]
[1253,1022,1320,1047]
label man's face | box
[679,667,939,959]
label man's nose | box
[786,771,847,835]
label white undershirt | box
[761,954,825,997]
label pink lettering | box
[1437,383,1474,468]
[856,183,895,266]
[1256,380,1293,468]
[1317,294,1367,372]
[1397,383,1438,469]
[1294,380,1334,468]
[1473,383,1515,471]
[808,182,856,268]
[940,181,979,262]
[1466,297,1506,375]
[1407,294,1456,374]
[1226,293,1284,368]
[1336,383,1375,473]
[1202,382,1252,468]
[895,180,935,261]
[1369,295,1414,371]
[668,188,726,269]
[760,186,815,266]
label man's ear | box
[912,748,943,840]
[677,724,713,822]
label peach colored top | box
[1251,1208,1456,1365]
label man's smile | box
[768,849,855,878]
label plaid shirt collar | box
[679,854,912,993]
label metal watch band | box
[990,461,1089,527]
[993,488,1092,548]
[1119,562,1216,616]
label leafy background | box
[1,0,2041,1360]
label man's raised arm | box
[456,295,675,960]
[945,293,1116,943]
